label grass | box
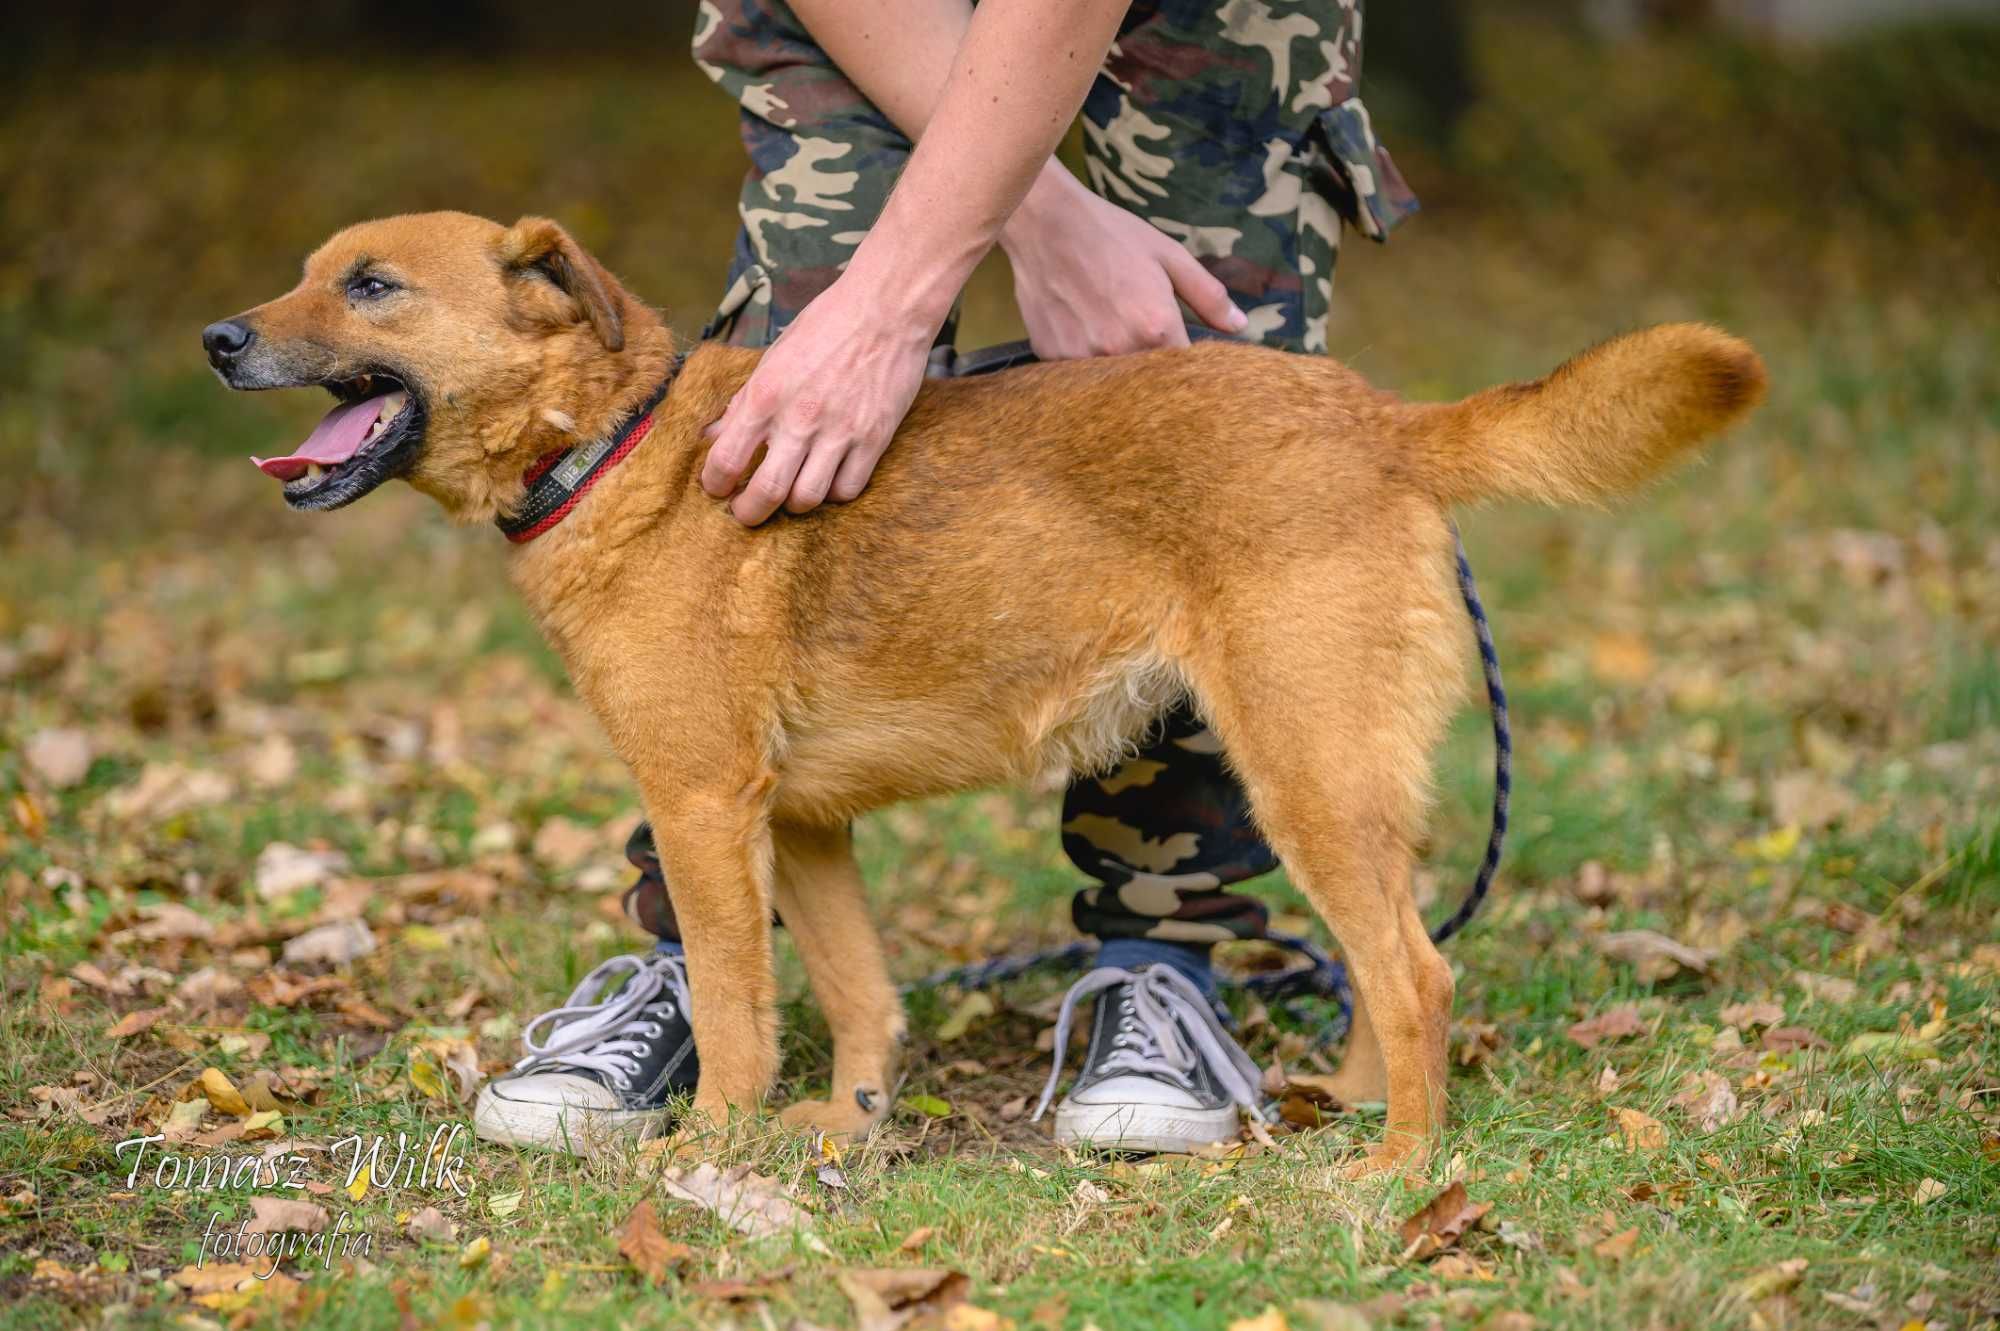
[3,6,1998,1329]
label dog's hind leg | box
[1180,541,1463,1176]
[770,821,905,1140]
[1320,991,1390,1108]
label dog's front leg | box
[770,821,904,1140]
[644,786,782,1127]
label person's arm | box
[797,0,1250,359]
[701,0,1245,525]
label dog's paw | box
[779,1094,885,1141]
[1337,1139,1429,1182]
[1317,1064,1390,1108]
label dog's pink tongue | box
[252,396,385,481]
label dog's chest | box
[1025,650,1190,786]
[772,650,1189,819]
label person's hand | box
[1000,166,1248,359]
[701,273,935,525]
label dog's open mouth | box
[251,373,426,510]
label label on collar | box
[549,434,617,490]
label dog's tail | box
[1399,323,1766,508]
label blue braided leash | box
[904,524,1511,1054]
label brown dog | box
[205,211,1764,1174]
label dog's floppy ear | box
[497,216,626,351]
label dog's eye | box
[347,276,396,301]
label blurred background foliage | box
[4,1,1996,543]
[1,0,1995,836]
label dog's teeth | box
[307,463,324,482]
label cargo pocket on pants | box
[1312,97,1421,243]
[1293,97,1421,351]
[699,260,776,347]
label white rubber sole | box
[472,1085,666,1156]
[1052,1098,1239,1155]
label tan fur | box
[220,212,1765,1172]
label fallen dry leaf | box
[254,842,351,900]
[935,990,996,1042]
[1595,930,1715,981]
[241,1109,285,1140]
[171,1262,263,1295]
[898,1226,937,1254]
[199,1067,252,1117]
[1568,1005,1645,1050]
[106,763,233,823]
[1478,1314,1536,1331]
[114,902,214,944]
[178,967,243,1009]
[1762,1026,1830,1054]
[1733,1258,1808,1300]
[1771,772,1856,830]
[836,1267,971,1331]
[1843,1030,1939,1062]
[29,1084,120,1126]
[245,970,350,1008]
[1611,1106,1668,1151]
[1590,631,1654,684]
[160,1096,209,1140]
[280,919,376,966]
[1431,1252,1496,1281]
[243,1195,330,1236]
[661,1162,810,1240]
[25,727,93,789]
[1572,859,1615,906]
[423,1037,484,1099]
[1672,1070,1741,1132]
[1719,1001,1785,1030]
[1227,1309,1292,1331]
[69,962,138,996]
[406,1199,458,1247]
[244,733,299,788]
[1293,1299,1377,1331]
[1822,1285,1878,1315]
[105,1007,169,1040]
[1398,1181,1493,1262]
[531,816,599,869]
[13,791,47,839]
[1591,1227,1639,1262]
[688,1267,795,1301]
[1791,971,1859,1004]
[615,1200,692,1285]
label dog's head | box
[205,211,656,519]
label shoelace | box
[1032,965,1267,1124]
[514,951,691,1092]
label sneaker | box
[1034,963,1265,1154]
[473,950,697,1154]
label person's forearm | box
[788,0,973,140]
[790,0,1099,280]
[798,0,1130,333]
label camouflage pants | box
[628,0,1417,947]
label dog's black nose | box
[202,319,254,366]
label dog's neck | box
[528,320,681,461]
[496,352,685,544]
[413,315,681,528]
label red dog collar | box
[497,369,677,544]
